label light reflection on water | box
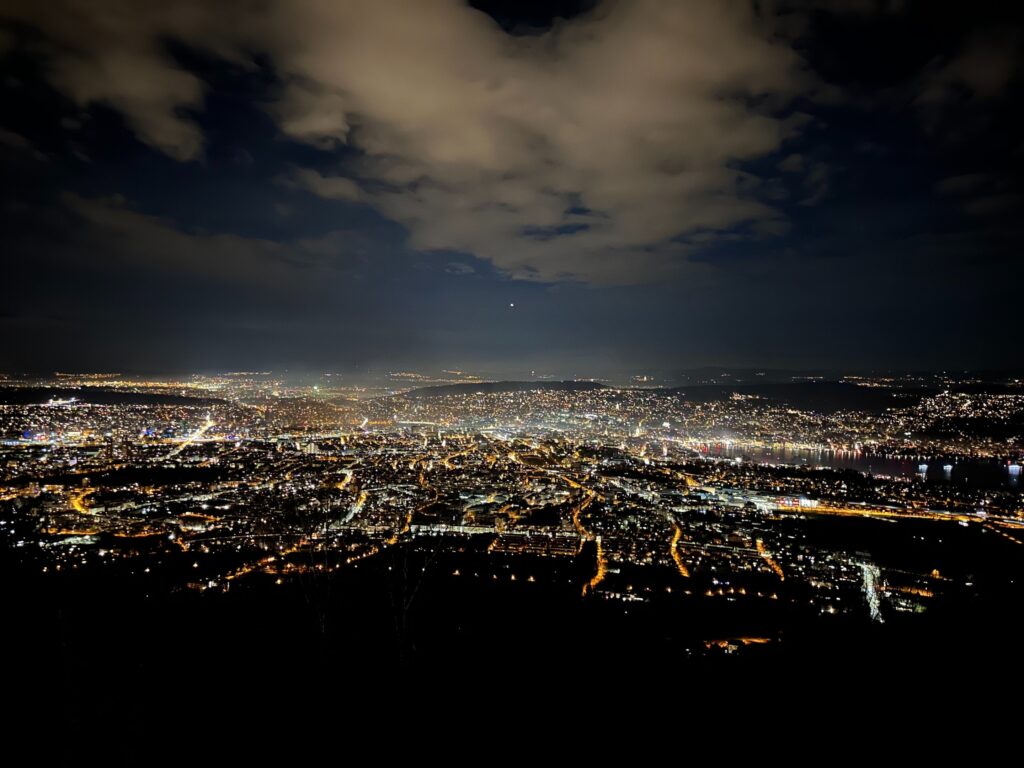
[700,443,1020,489]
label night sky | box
[1,1,1021,376]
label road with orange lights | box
[756,538,785,580]
[670,524,690,578]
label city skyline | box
[4,370,1022,668]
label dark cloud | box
[798,161,831,206]
[936,172,1023,219]
[61,193,338,289]
[936,173,999,196]
[916,31,1020,106]
[0,126,32,150]
[962,194,1024,218]
[778,153,805,173]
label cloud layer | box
[3,1,812,282]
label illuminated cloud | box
[4,0,811,283]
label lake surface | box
[702,444,1021,489]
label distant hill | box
[664,381,927,413]
[0,386,224,407]
[404,380,609,398]
[659,367,837,385]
